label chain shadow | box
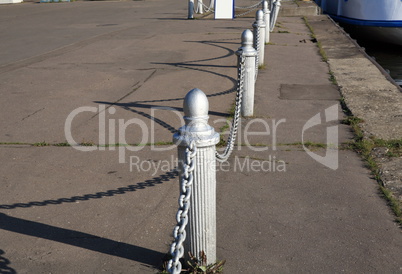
[0,170,178,210]
[94,102,179,134]
[92,100,231,136]
[152,44,237,79]
[180,39,239,64]
[151,39,239,98]
[92,39,238,135]
[102,39,239,108]
[214,26,248,31]
[0,213,165,268]
[123,86,236,105]
[0,250,16,274]
[94,101,230,134]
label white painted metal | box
[0,0,22,3]
[197,0,204,14]
[316,0,402,45]
[263,1,271,44]
[215,0,234,19]
[317,0,402,21]
[167,141,196,274]
[173,88,220,265]
[188,0,195,19]
[236,30,257,117]
[216,54,245,162]
[274,0,281,28]
[253,10,266,67]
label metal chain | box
[234,1,261,17]
[235,6,260,18]
[200,1,214,12]
[216,55,245,162]
[194,0,262,17]
[235,1,261,10]
[195,0,204,14]
[255,25,260,79]
[167,141,197,274]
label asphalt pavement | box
[0,0,401,273]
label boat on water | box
[315,0,402,46]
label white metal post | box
[188,0,194,19]
[236,30,257,117]
[270,0,281,31]
[197,0,204,14]
[263,1,271,43]
[173,88,220,265]
[253,10,266,67]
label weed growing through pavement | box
[306,11,402,223]
[329,70,337,85]
[303,16,328,62]
[160,251,225,274]
[341,102,402,225]
[186,252,225,273]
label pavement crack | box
[90,69,157,119]
[143,69,157,83]
[21,107,45,121]
[0,26,136,75]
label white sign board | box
[215,0,234,19]
[0,0,22,3]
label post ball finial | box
[183,88,209,119]
[241,29,254,48]
[256,9,264,21]
[174,88,219,148]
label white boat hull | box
[315,0,402,45]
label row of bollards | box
[168,2,279,272]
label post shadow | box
[0,213,165,268]
[0,249,16,274]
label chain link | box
[200,1,214,12]
[167,141,197,274]
[255,25,260,80]
[235,1,261,10]
[235,6,259,18]
[193,0,261,18]
[234,1,261,17]
[216,55,245,162]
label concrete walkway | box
[0,0,401,273]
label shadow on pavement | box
[0,170,177,210]
[0,249,16,274]
[93,101,230,136]
[0,213,164,268]
[101,85,237,105]
[152,39,238,94]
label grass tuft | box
[341,102,402,225]
[303,16,328,62]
